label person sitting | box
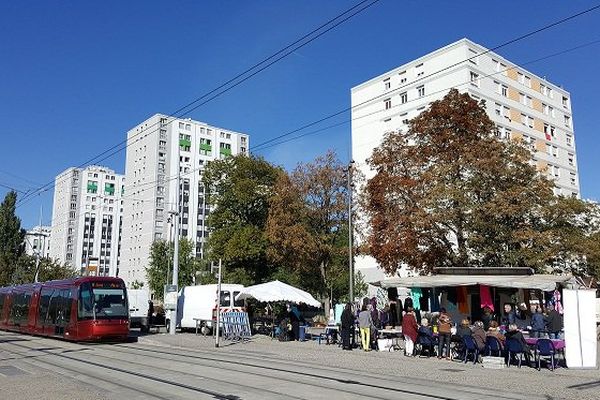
[505,323,532,365]
[471,321,487,353]
[530,305,545,338]
[417,318,435,356]
[486,320,505,345]
[456,319,472,338]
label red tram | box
[0,276,129,341]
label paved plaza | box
[1,330,599,399]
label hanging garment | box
[446,288,457,312]
[411,288,423,311]
[479,285,494,312]
[457,286,469,314]
[431,289,441,312]
[553,290,564,315]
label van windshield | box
[233,291,244,307]
[219,291,230,307]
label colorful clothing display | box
[411,288,423,311]
[457,286,469,314]
[479,285,494,312]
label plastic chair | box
[485,336,503,357]
[535,339,556,371]
[462,336,479,364]
[505,338,525,368]
[417,332,436,358]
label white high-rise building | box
[23,225,52,259]
[120,113,249,289]
[49,166,125,277]
[351,38,581,284]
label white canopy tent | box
[235,280,322,308]
[373,274,575,291]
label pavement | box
[1,329,599,400]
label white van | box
[175,284,245,334]
[128,288,150,330]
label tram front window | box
[78,282,128,320]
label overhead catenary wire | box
[252,38,600,152]
[249,4,600,151]
[32,32,600,235]
[15,0,381,209]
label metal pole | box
[347,161,354,303]
[169,138,181,335]
[215,259,222,348]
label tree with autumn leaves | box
[363,89,599,277]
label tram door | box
[45,288,72,337]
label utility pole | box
[169,139,181,335]
[215,259,222,348]
[347,161,355,303]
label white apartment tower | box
[49,166,125,277]
[120,114,249,289]
[351,38,581,283]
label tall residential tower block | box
[119,114,249,289]
[49,166,125,277]
[351,38,580,284]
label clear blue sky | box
[1,1,599,228]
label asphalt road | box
[0,330,542,400]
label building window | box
[384,78,390,90]
[415,63,424,77]
[524,76,531,88]
[417,85,425,97]
[494,103,501,116]
[570,172,577,186]
[470,72,479,87]
[518,72,524,84]
[566,134,573,146]
[568,153,575,166]
[400,92,407,104]
[384,98,392,110]
[562,96,569,108]
[492,59,499,72]
[500,84,508,97]
[468,48,478,64]
[399,70,406,84]
[564,115,571,128]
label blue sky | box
[1,1,599,228]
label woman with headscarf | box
[341,303,354,350]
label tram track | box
[1,333,544,400]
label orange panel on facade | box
[532,98,543,112]
[507,68,518,81]
[508,88,520,102]
[534,119,544,132]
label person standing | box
[402,307,418,357]
[288,304,303,341]
[147,300,154,326]
[437,308,452,359]
[530,305,545,338]
[341,303,355,351]
[502,304,516,327]
[544,303,563,339]
[358,304,373,351]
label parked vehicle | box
[0,277,129,341]
[173,284,245,334]
[127,288,150,331]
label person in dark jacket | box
[288,304,303,341]
[502,303,516,327]
[544,304,563,339]
[340,303,354,350]
[505,324,532,365]
[481,306,493,331]
[530,305,545,338]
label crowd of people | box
[336,296,564,366]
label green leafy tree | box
[146,238,196,300]
[0,191,25,286]
[363,89,564,274]
[11,255,76,285]
[267,151,349,314]
[202,155,282,284]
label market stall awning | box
[372,274,575,291]
[235,280,322,308]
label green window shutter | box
[87,181,98,193]
[105,183,115,195]
[179,139,192,147]
[220,147,232,156]
[200,143,212,152]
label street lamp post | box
[169,140,181,335]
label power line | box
[250,4,600,151]
[15,0,381,208]
[0,181,28,195]
[253,38,600,152]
